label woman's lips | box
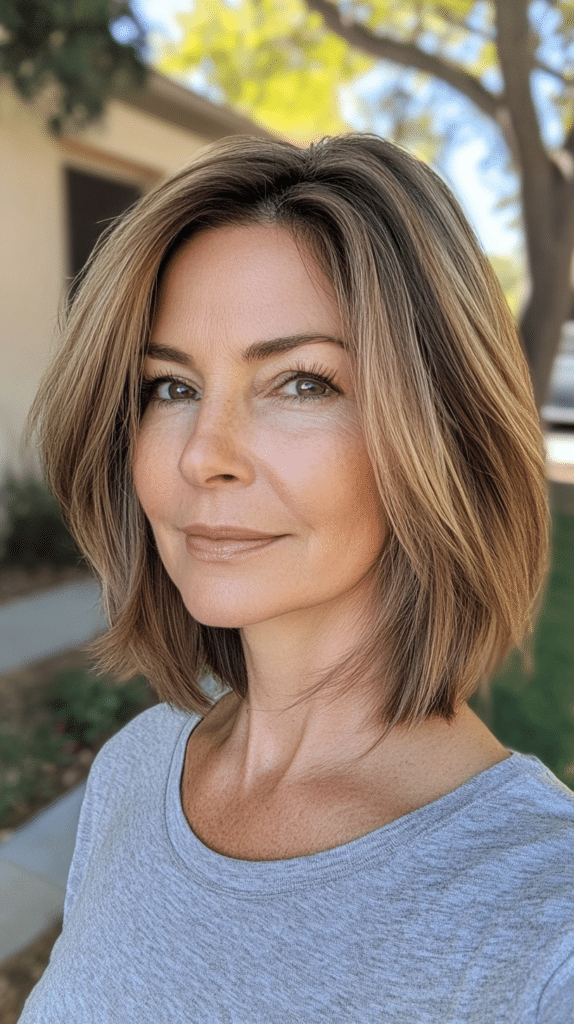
[184,534,284,561]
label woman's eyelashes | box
[139,360,341,409]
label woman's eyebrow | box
[145,334,346,368]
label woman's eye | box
[274,366,339,402]
[140,377,196,407]
[278,373,333,400]
[157,380,194,402]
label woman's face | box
[134,222,389,630]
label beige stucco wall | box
[0,83,65,476]
[77,96,207,179]
[0,80,209,478]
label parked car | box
[541,321,574,428]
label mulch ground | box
[0,639,160,1010]
[0,918,63,1022]
[0,644,161,839]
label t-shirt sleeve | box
[62,734,120,924]
[537,950,574,1022]
[61,702,190,925]
[62,778,95,925]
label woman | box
[20,134,573,1022]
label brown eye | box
[140,376,197,407]
[273,361,340,403]
[160,381,192,401]
[283,375,332,399]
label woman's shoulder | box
[101,701,194,758]
[91,679,231,774]
[440,748,574,893]
[501,749,574,832]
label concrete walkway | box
[0,580,102,964]
[0,578,219,965]
[0,784,87,962]
[0,579,104,675]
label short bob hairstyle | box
[27,132,551,743]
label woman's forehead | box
[161,221,322,283]
[151,225,343,347]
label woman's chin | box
[174,588,250,630]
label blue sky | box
[128,0,518,257]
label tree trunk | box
[519,258,574,416]
[518,179,574,416]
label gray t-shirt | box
[18,692,574,1023]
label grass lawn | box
[469,509,574,790]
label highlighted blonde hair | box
[27,133,551,743]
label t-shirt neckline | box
[164,703,532,895]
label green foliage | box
[0,472,81,569]
[155,0,503,146]
[0,667,152,827]
[157,0,372,143]
[0,0,148,133]
[0,720,74,825]
[155,0,573,267]
[43,667,150,746]
[469,511,574,790]
[358,0,480,53]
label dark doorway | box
[64,167,142,293]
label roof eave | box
[113,68,287,144]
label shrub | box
[43,667,152,747]
[0,722,74,826]
[0,668,153,828]
[0,472,81,568]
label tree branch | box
[432,4,572,87]
[304,0,503,124]
[534,59,574,87]
[494,0,551,186]
[434,5,495,44]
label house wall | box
[0,79,208,477]
[0,84,65,475]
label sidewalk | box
[0,579,102,963]
[0,578,220,965]
[0,579,105,675]
[1,439,573,965]
[0,784,87,963]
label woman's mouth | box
[184,534,285,561]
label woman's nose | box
[177,394,255,487]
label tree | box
[0,0,148,133]
[157,0,574,415]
